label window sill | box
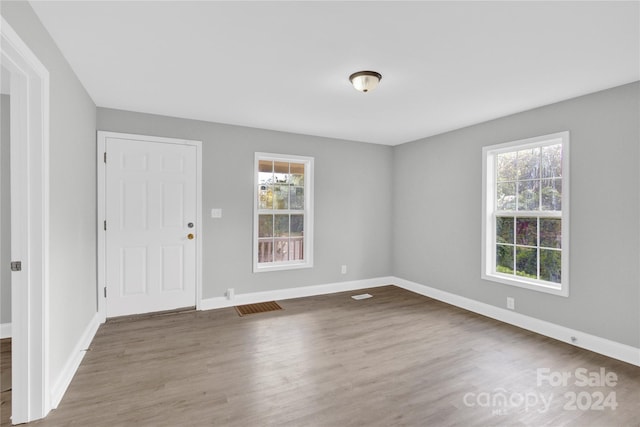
[253,261,313,273]
[482,272,568,297]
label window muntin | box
[482,132,569,296]
[254,153,313,272]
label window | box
[254,153,313,272]
[482,132,569,296]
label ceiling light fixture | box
[349,70,382,93]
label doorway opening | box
[1,70,12,425]
[1,16,51,424]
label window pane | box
[497,182,516,210]
[274,214,289,237]
[541,144,562,178]
[290,162,305,175]
[517,180,539,211]
[274,185,289,209]
[540,218,561,249]
[290,187,304,210]
[496,216,514,244]
[259,172,273,185]
[290,174,304,187]
[516,247,537,279]
[274,238,289,262]
[258,239,273,263]
[274,161,289,184]
[517,147,540,180]
[516,217,537,246]
[274,161,289,174]
[258,215,273,237]
[540,249,561,283]
[497,152,517,181]
[258,161,274,193]
[258,160,273,173]
[289,236,304,261]
[290,215,304,260]
[290,214,304,236]
[258,185,273,209]
[541,179,562,211]
[496,244,514,274]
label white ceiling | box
[30,1,639,145]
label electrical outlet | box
[507,297,515,310]
[341,265,347,274]
[226,288,234,300]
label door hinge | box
[10,261,22,272]
[104,220,107,231]
[103,152,107,163]
[104,287,107,298]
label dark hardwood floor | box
[0,338,10,426]
[4,285,640,426]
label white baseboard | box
[50,311,101,409]
[0,323,11,339]
[200,276,395,311]
[392,277,640,367]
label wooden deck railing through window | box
[258,236,304,263]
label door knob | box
[187,233,195,240]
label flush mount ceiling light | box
[349,70,382,93]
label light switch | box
[211,208,222,218]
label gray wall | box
[393,82,640,347]
[1,94,10,325]
[97,108,393,299]
[1,2,98,380]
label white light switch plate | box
[211,208,222,218]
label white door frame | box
[97,131,203,321]
[1,17,51,423]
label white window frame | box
[253,152,314,272]
[482,131,570,297]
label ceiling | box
[30,1,639,146]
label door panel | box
[105,137,196,317]
[161,245,184,291]
[161,182,184,228]
[121,247,147,295]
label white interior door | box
[105,136,197,317]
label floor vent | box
[351,293,373,300]
[235,301,283,317]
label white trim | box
[0,323,11,339]
[481,131,570,297]
[97,131,203,321]
[97,132,106,322]
[50,312,100,409]
[1,16,51,423]
[253,152,314,273]
[200,277,394,310]
[392,277,640,367]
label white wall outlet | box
[211,208,222,218]
[341,265,347,274]
[507,297,515,310]
[226,288,234,300]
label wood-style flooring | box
[4,285,640,426]
[0,338,10,427]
